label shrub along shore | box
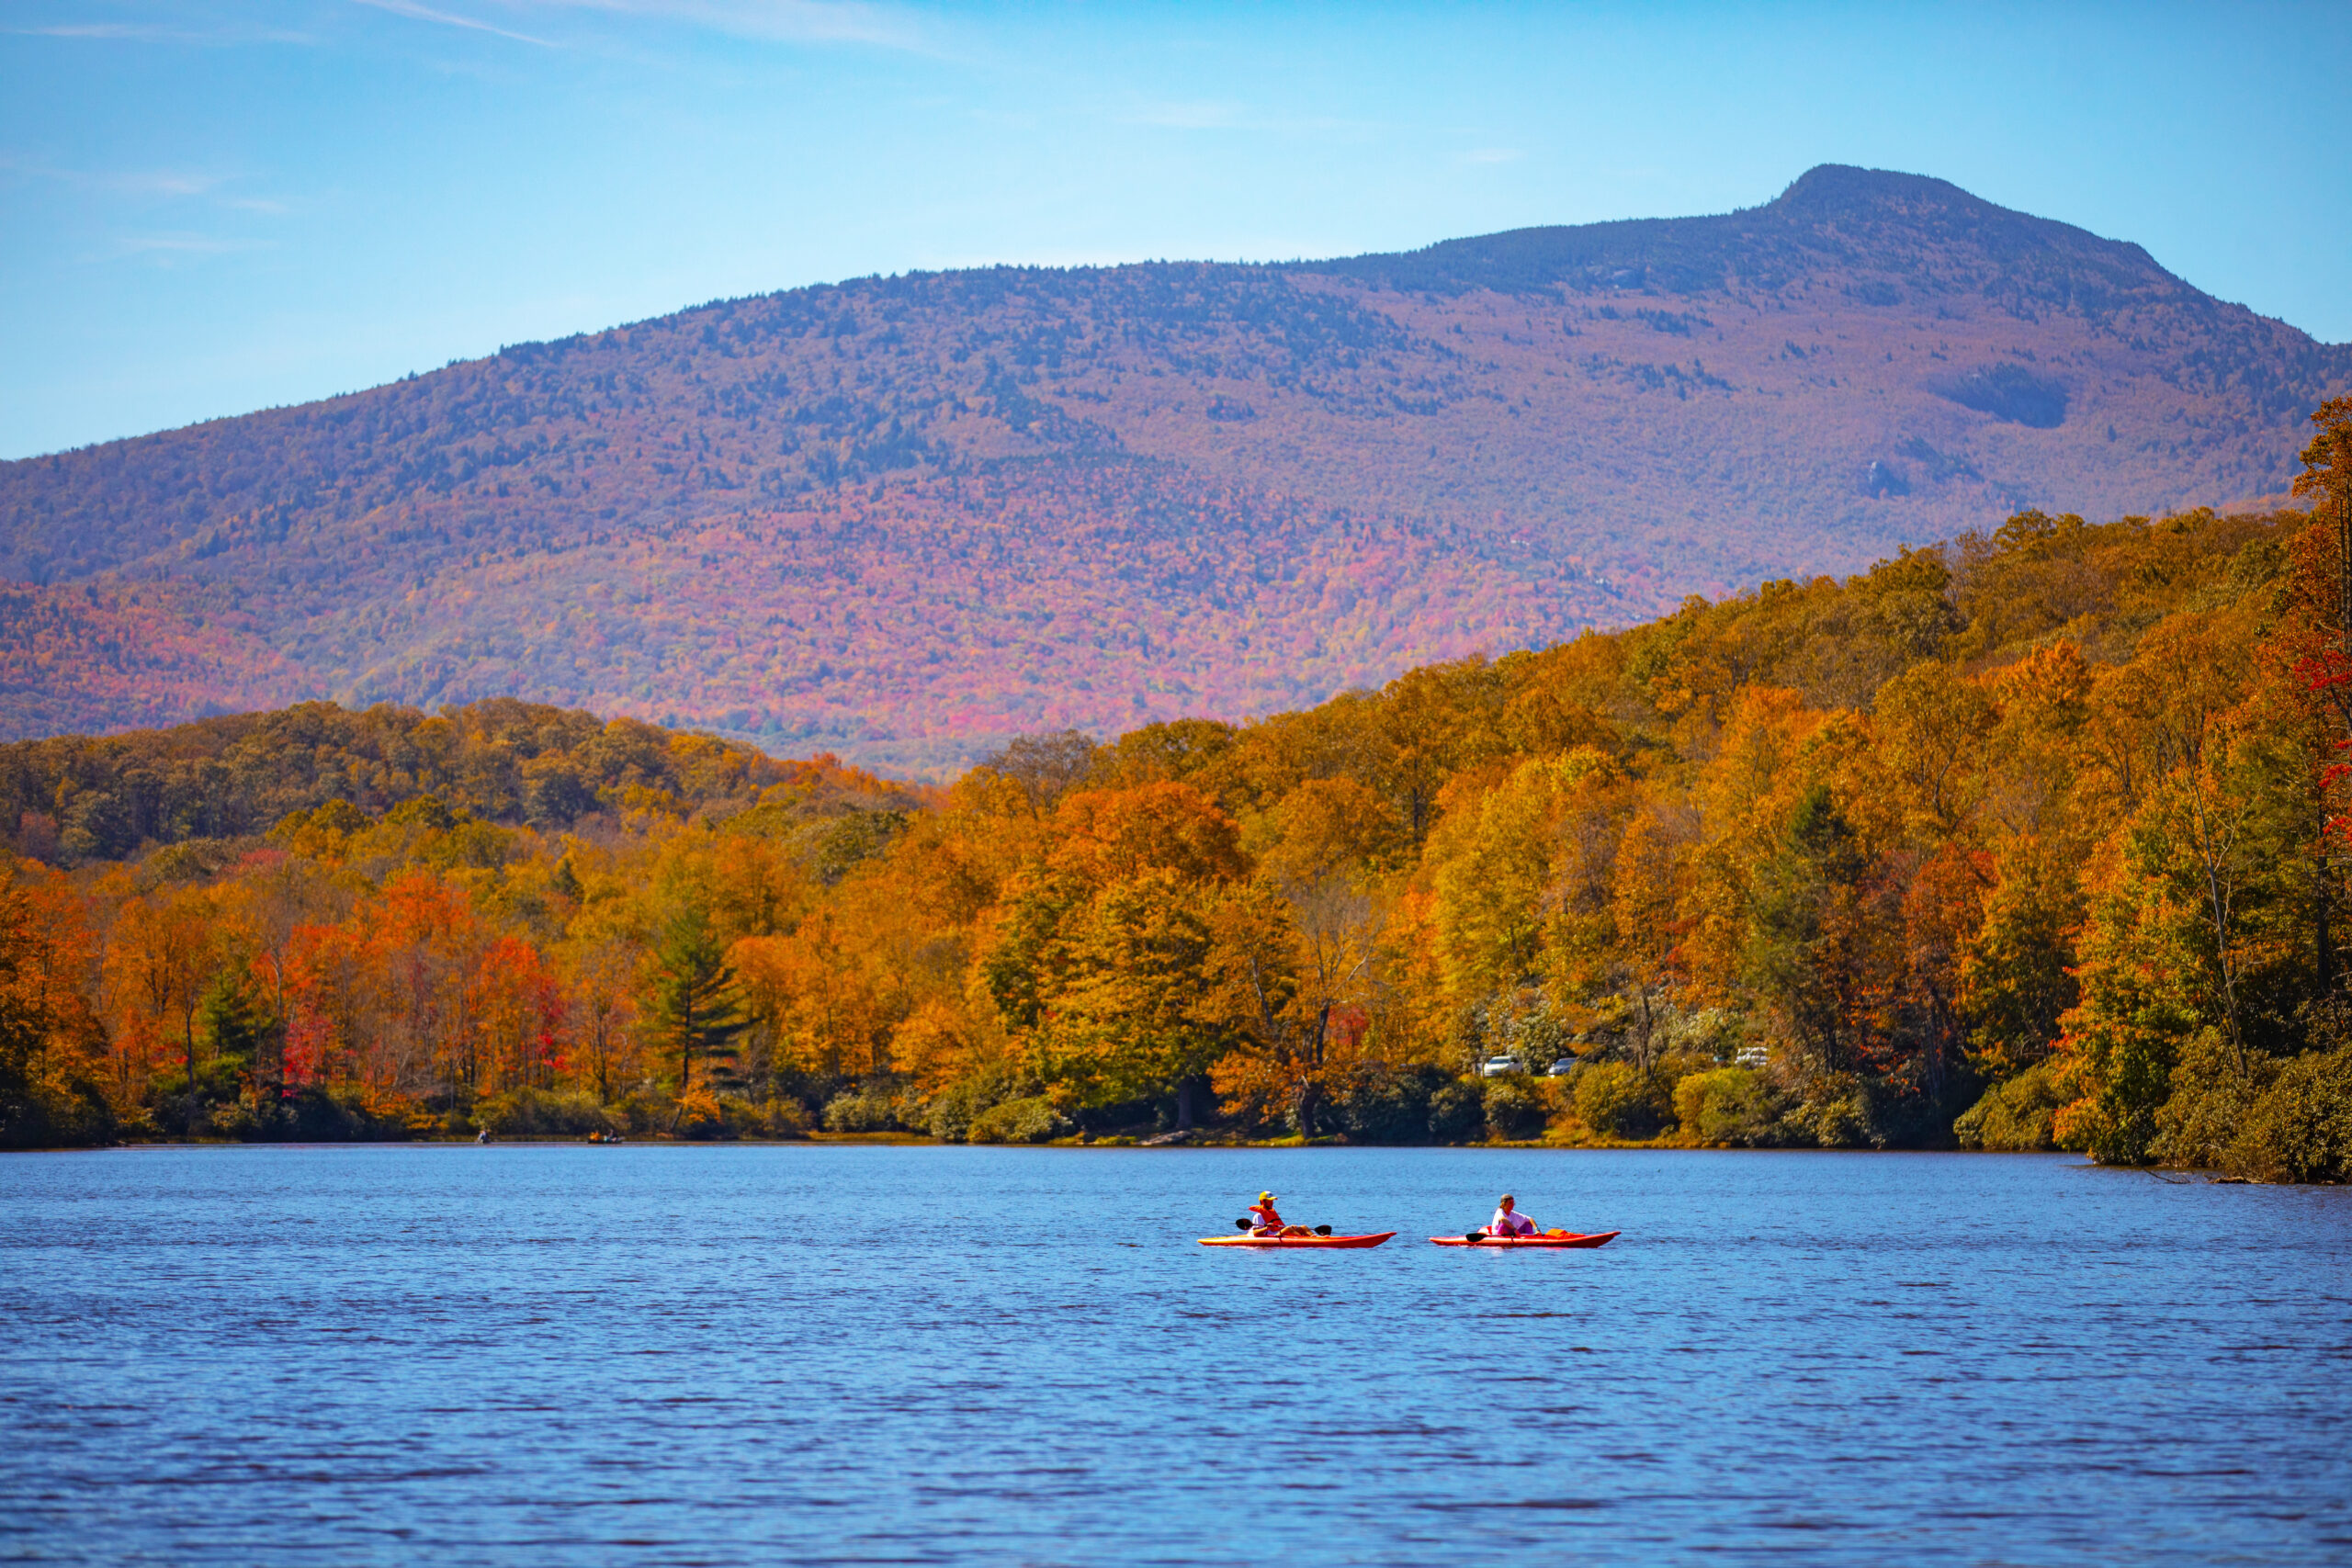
[7,406,2352,1179]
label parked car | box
[1478,1055,1526,1077]
[1545,1058,1578,1077]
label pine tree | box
[651,904,743,1096]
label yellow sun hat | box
[1257,1191,1275,1202]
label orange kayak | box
[1199,1232,1397,1248]
[1430,1231,1619,1248]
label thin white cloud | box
[114,233,275,258]
[351,0,557,47]
[516,0,928,51]
[6,21,315,43]
[1118,101,1386,140]
[1127,100,1248,130]
[117,171,226,197]
[0,155,287,211]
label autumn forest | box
[3,400,2347,1179]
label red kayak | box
[1200,1232,1397,1248]
[1430,1231,1619,1248]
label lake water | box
[3,1145,2347,1565]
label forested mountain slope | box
[5,165,2345,772]
[9,495,2349,1183]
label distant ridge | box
[3,165,2345,773]
[1318,167,2191,305]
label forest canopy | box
[7,405,2352,1177]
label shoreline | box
[35,1133,2075,1155]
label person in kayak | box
[1248,1192,1313,1237]
[1487,1194,1538,1237]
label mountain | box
[4,164,2344,773]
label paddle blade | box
[1314,1224,1333,1236]
[1464,1233,1484,1244]
[1234,1218,1252,1230]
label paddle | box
[1233,1219,1337,1235]
[1314,1225,1333,1236]
[1464,1232,1486,1243]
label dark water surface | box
[3,1145,2348,1565]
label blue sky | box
[4,0,2346,460]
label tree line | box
[6,402,2350,1179]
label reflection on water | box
[3,1145,2347,1565]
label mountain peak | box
[1767,164,2004,223]
[1763,164,2164,276]
[1314,165,2178,301]
[4,169,2343,768]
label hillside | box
[4,164,2346,773]
[9,499,2346,1182]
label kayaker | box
[1248,1191,1285,1235]
[1487,1194,1537,1237]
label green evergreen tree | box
[651,903,744,1095]
[1743,782,1871,1072]
[198,970,271,1079]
